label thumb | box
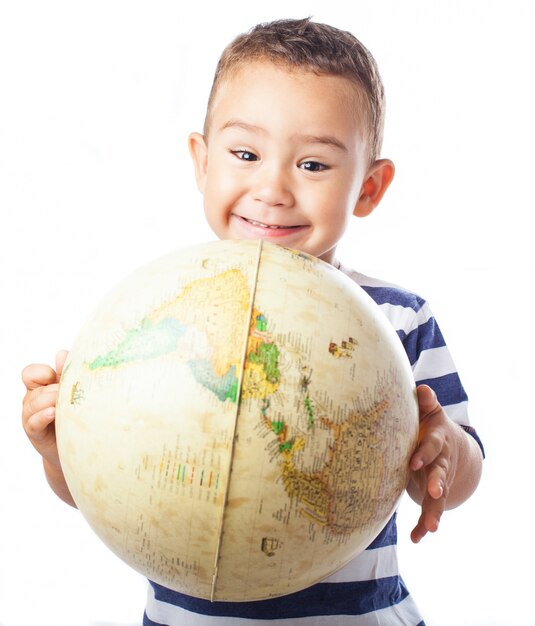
[416,384,439,417]
[55,349,69,382]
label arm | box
[407,384,483,543]
[21,350,77,508]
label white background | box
[1,1,533,625]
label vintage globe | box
[56,239,419,602]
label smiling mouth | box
[241,217,302,230]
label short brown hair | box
[204,17,386,163]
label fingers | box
[22,384,59,422]
[426,464,445,500]
[411,492,446,543]
[22,350,69,391]
[409,464,447,544]
[21,362,61,447]
[410,459,448,543]
[410,384,448,474]
[21,355,65,470]
[410,430,445,472]
[21,363,58,392]
[25,405,56,442]
[22,384,58,446]
[409,384,457,543]
[22,382,59,462]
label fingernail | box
[412,458,424,471]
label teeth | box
[246,219,292,229]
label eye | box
[231,150,259,162]
[300,160,328,172]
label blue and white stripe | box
[143,263,483,625]
[350,267,484,457]
[144,517,423,624]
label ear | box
[188,132,209,193]
[353,159,395,218]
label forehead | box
[207,61,369,143]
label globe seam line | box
[210,239,264,601]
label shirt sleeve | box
[401,301,485,458]
[338,265,485,459]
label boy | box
[22,18,483,625]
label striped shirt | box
[143,264,482,626]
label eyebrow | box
[219,119,264,134]
[219,119,348,153]
[296,134,348,153]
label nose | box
[252,162,295,207]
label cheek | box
[203,171,242,232]
[203,170,226,208]
[206,164,242,203]
[311,189,351,225]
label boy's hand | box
[407,384,481,543]
[22,350,76,506]
[22,350,68,468]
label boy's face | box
[190,62,388,265]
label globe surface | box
[56,239,418,602]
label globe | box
[56,239,419,602]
